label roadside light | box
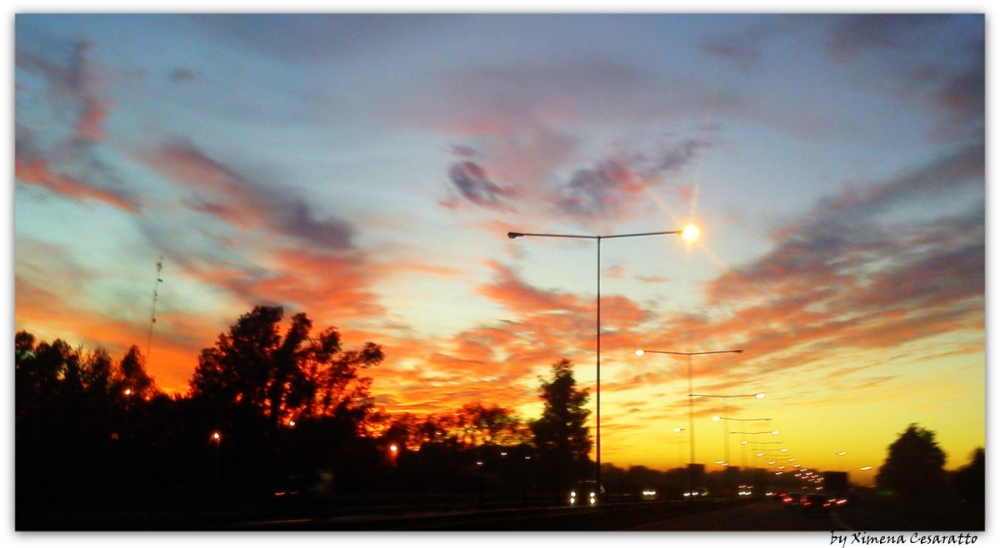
[390,444,398,453]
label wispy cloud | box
[16,39,109,140]
[143,138,356,251]
[444,160,516,211]
[15,152,140,214]
[437,137,984,412]
[15,38,140,212]
[552,138,711,224]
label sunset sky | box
[12,10,985,481]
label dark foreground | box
[17,492,986,532]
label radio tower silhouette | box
[146,258,164,360]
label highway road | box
[226,497,845,531]
[20,494,983,531]
[628,498,844,531]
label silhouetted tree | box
[951,447,985,507]
[455,402,531,447]
[15,332,171,514]
[15,334,78,422]
[373,412,422,450]
[189,305,384,433]
[876,423,948,499]
[112,345,158,401]
[531,358,592,498]
[187,306,384,498]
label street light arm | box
[507,231,598,240]
[600,229,682,239]
[636,349,743,356]
[507,226,696,490]
[509,229,690,241]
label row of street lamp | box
[507,224,762,488]
[509,224,876,489]
[507,226,700,487]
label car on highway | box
[801,493,832,514]
[782,491,803,509]
[828,493,850,508]
[683,487,710,498]
[569,480,606,506]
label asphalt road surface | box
[628,499,844,531]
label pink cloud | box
[16,157,139,213]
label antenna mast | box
[146,258,164,360]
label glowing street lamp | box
[507,226,697,487]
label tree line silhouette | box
[15,305,985,528]
[15,305,595,520]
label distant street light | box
[634,348,743,486]
[702,404,766,468]
[694,393,764,470]
[673,427,686,468]
[508,226,697,487]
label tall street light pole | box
[508,226,698,487]
[634,348,743,487]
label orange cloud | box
[15,157,139,214]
